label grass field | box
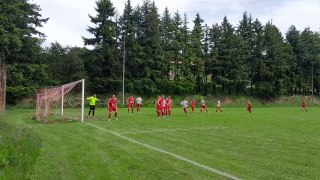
[3,107,320,179]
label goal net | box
[35,79,85,123]
[0,59,6,112]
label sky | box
[31,0,320,48]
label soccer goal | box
[35,79,85,123]
[0,59,6,112]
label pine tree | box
[190,13,205,93]
[237,12,254,94]
[83,0,119,92]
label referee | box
[86,94,99,118]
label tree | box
[0,0,48,63]
[83,0,120,92]
[0,0,49,104]
[215,16,248,95]
[260,22,293,98]
[286,25,303,94]
[136,0,163,94]
[237,12,254,94]
[190,13,205,93]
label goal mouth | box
[35,79,85,123]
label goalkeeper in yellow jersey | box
[86,94,99,118]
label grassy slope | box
[5,107,320,179]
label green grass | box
[3,107,320,179]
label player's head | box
[112,95,115,98]
[168,96,171,99]
[93,94,96,97]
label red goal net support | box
[35,79,85,123]
[0,59,6,112]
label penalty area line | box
[84,122,241,180]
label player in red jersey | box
[166,96,173,115]
[108,95,118,121]
[247,100,252,114]
[191,99,196,112]
[127,95,135,113]
[301,99,307,112]
[200,98,208,112]
[160,95,166,118]
[155,96,162,118]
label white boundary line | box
[118,127,221,134]
[84,122,241,180]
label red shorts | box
[156,106,162,111]
[166,105,171,110]
[108,107,117,113]
[247,107,252,111]
[302,105,306,108]
[137,104,141,108]
[128,104,134,108]
[201,105,206,108]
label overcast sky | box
[31,0,320,48]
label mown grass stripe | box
[84,122,241,180]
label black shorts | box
[89,105,95,111]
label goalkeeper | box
[86,94,99,118]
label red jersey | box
[302,101,306,107]
[128,97,135,105]
[108,98,117,108]
[191,100,196,107]
[160,97,166,108]
[248,102,252,108]
[156,98,161,110]
[166,98,172,107]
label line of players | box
[87,94,308,121]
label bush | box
[6,86,36,105]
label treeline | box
[1,0,320,104]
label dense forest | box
[1,0,320,104]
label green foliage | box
[2,0,320,100]
[0,117,41,179]
[83,0,120,92]
[6,86,35,105]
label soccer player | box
[247,100,252,114]
[180,98,188,115]
[160,95,166,118]
[301,99,307,112]
[191,99,196,112]
[86,94,99,118]
[155,96,162,118]
[200,98,208,112]
[166,96,173,115]
[216,99,223,112]
[136,96,142,113]
[127,95,135,113]
[108,95,118,121]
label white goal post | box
[36,79,85,123]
